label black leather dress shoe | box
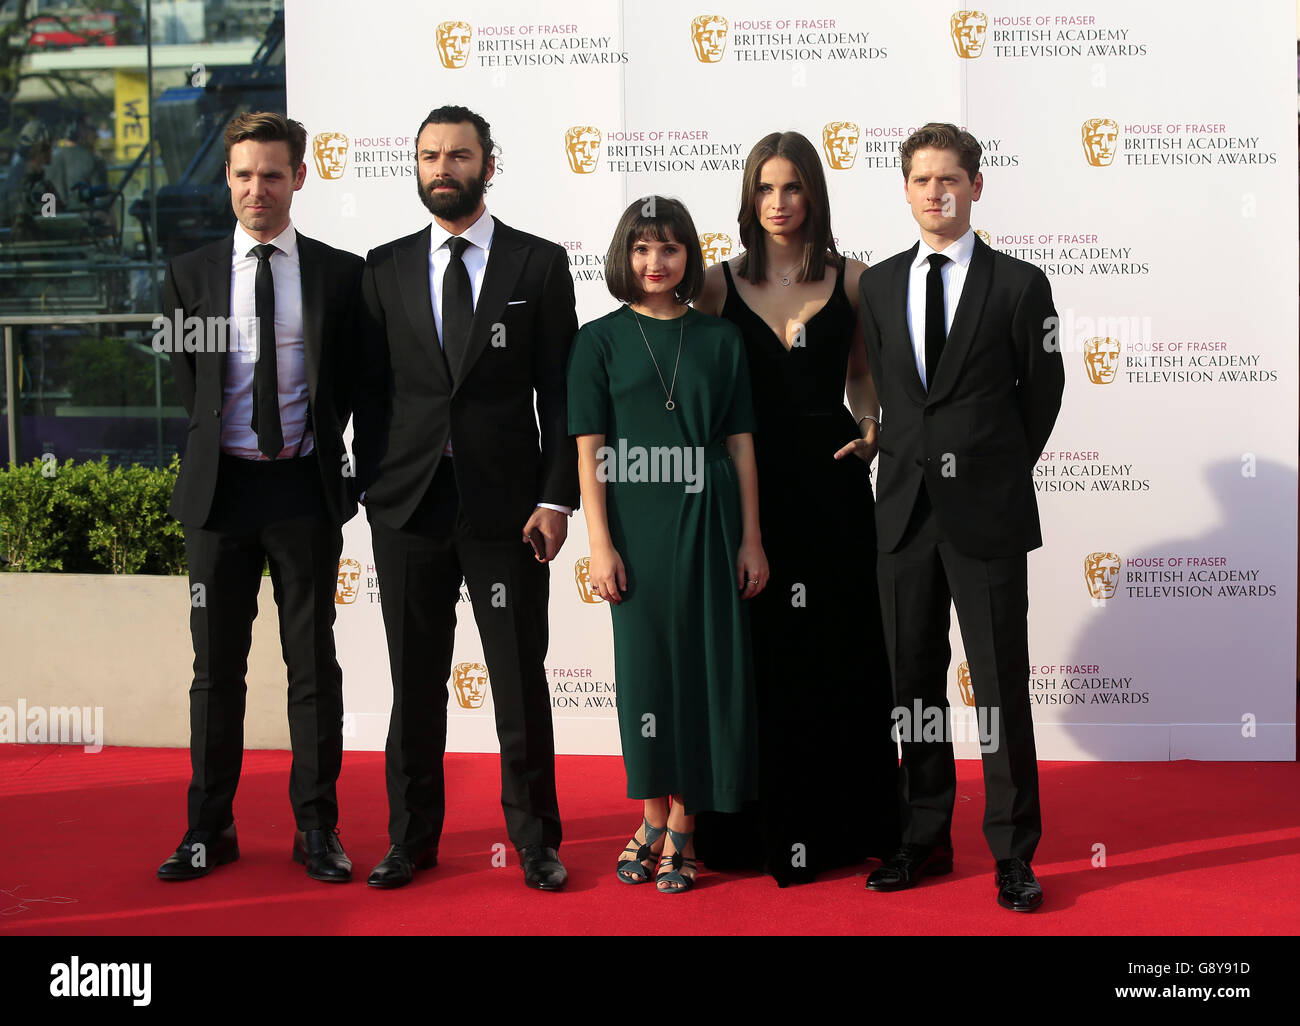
[865,843,954,892]
[157,823,239,881]
[366,840,438,889]
[994,857,1043,911]
[519,845,567,891]
[293,828,353,883]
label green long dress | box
[567,305,758,815]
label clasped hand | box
[522,507,569,563]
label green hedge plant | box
[0,457,186,574]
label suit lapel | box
[451,217,525,392]
[395,225,453,393]
[891,245,927,405]
[205,241,233,395]
[297,233,323,407]
[926,236,991,405]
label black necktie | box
[250,243,283,458]
[925,252,949,389]
[442,236,473,374]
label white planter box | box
[0,574,292,749]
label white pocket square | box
[506,299,528,306]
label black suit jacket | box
[353,216,579,537]
[162,229,364,527]
[859,236,1065,558]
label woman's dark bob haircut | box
[604,195,705,306]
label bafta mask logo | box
[1084,337,1121,385]
[975,228,991,246]
[950,11,989,58]
[312,132,349,180]
[574,556,604,603]
[691,14,729,63]
[436,20,473,69]
[822,121,860,170]
[1082,117,1119,167]
[451,660,490,709]
[335,557,361,605]
[956,661,976,707]
[564,125,602,174]
[699,232,734,268]
[1084,552,1123,601]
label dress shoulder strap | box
[719,258,740,315]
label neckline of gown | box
[722,260,845,354]
[621,304,696,329]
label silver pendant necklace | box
[629,306,685,411]
[775,261,800,286]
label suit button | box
[212,410,220,417]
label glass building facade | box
[0,0,286,467]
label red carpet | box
[1,745,1297,935]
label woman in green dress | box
[567,196,767,892]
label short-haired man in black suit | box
[157,112,363,883]
[858,123,1065,911]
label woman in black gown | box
[693,130,900,886]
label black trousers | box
[369,459,560,852]
[183,453,344,833]
[876,486,1041,862]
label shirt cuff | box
[537,502,572,516]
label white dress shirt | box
[426,209,570,516]
[223,222,312,459]
[905,228,976,390]
[428,207,494,345]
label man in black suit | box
[354,105,578,891]
[156,112,362,884]
[858,123,1064,911]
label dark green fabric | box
[568,305,758,814]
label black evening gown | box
[693,260,901,886]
